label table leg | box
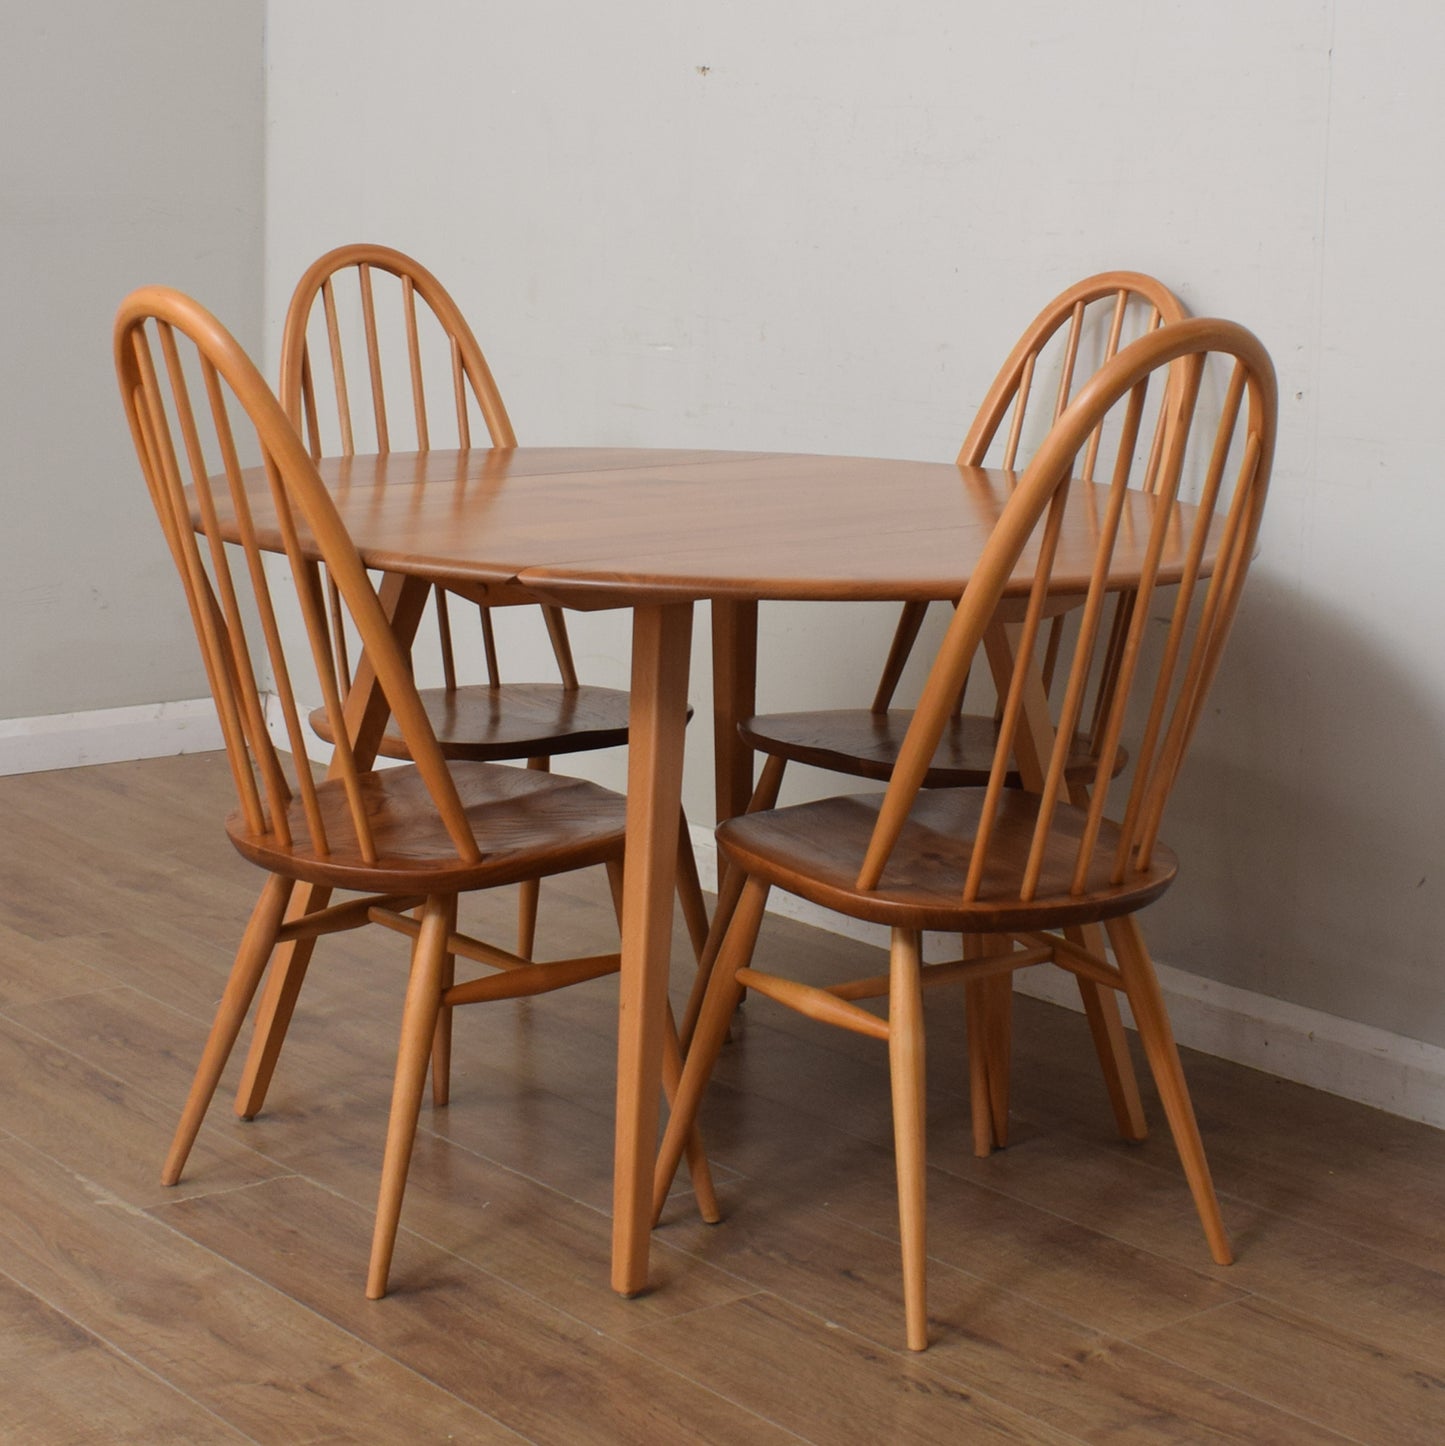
[711,599,757,824]
[232,573,432,1118]
[613,601,694,1295]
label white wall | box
[0,1,265,720]
[254,0,1439,1056]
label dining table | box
[228,442,1209,1297]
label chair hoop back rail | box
[114,284,716,1299]
[875,269,1190,716]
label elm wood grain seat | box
[713,273,1187,1155]
[655,317,1278,1350]
[114,285,715,1301]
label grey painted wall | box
[263,1,1445,1053]
[0,1,265,718]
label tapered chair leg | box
[1105,913,1232,1265]
[963,939,995,1157]
[368,893,456,1299]
[653,875,771,1221]
[1069,922,1147,1143]
[232,882,330,1119]
[674,810,711,963]
[662,1001,720,1222]
[515,757,551,960]
[888,928,929,1351]
[603,858,718,1218]
[165,872,294,1184]
[681,863,746,1050]
[431,948,456,1108]
[679,754,786,1048]
[981,937,1013,1148]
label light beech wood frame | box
[114,285,715,1300]
[657,317,1277,1350]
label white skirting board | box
[686,823,1445,1132]
[0,698,224,776]
[4,697,1442,1131]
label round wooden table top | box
[234,446,1211,607]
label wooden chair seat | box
[738,708,1121,788]
[310,682,636,762]
[718,789,1175,933]
[227,761,627,894]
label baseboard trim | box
[687,824,1445,1131]
[0,698,224,777]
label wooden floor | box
[2,752,1444,1443]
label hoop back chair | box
[656,317,1278,1350]
[228,245,709,1123]
[115,285,714,1300]
[705,273,1189,1152]
[283,243,706,930]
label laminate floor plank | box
[1138,1296,1445,1445]
[0,1140,522,1444]
[159,1175,802,1445]
[0,923,114,1010]
[651,1189,1345,1444]
[261,1125,749,1334]
[665,1079,1243,1338]
[625,1292,1086,1445]
[0,1013,285,1208]
[5,752,1445,1443]
[1099,1196,1445,1376]
[0,1272,252,1445]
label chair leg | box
[430,948,456,1109]
[367,893,456,1299]
[674,810,711,964]
[1069,922,1147,1143]
[516,757,551,960]
[963,940,994,1158]
[680,863,745,1050]
[164,872,294,1184]
[981,938,1013,1148]
[888,927,928,1352]
[662,1002,720,1222]
[605,859,718,1219]
[232,881,329,1119]
[680,754,786,1048]
[1104,914,1232,1265]
[653,875,771,1222]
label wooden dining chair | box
[655,317,1278,1350]
[228,243,710,1121]
[114,284,716,1300]
[696,273,1189,1156]
[285,244,710,946]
